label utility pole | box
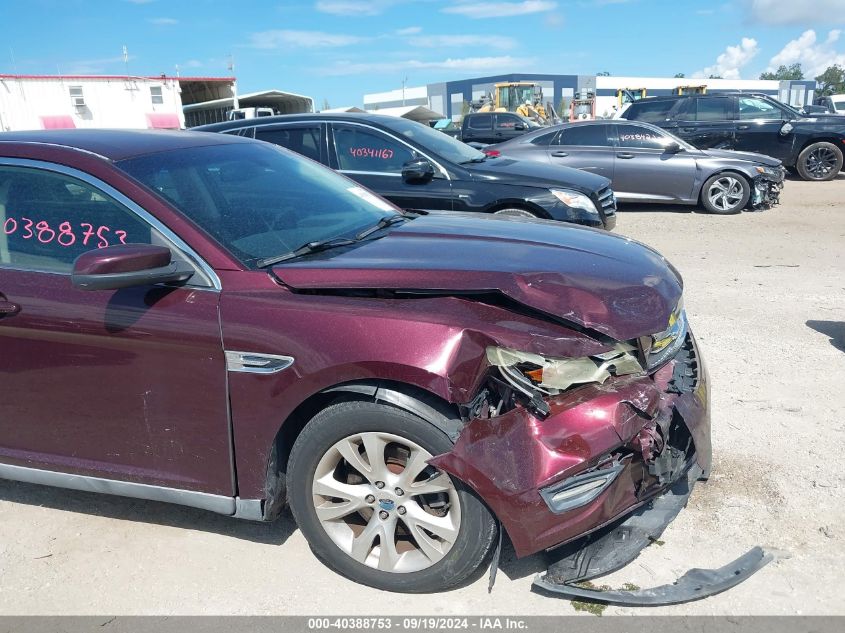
[402,76,408,106]
[228,54,239,110]
[123,45,129,76]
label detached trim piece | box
[225,351,294,374]
[533,546,778,606]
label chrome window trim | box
[338,170,402,178]
[0,157,222,291]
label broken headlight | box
[643,301,688,370]
[486,343,645,397]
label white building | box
[0,74,235,132]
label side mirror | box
[514,123,526,131]
[779,122,794,136]
[401,157,435,183]
[72,244,194,291]
[664,141,683,154]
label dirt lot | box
[1,175,843,615]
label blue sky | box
[4,0,845,107]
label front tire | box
[796,142,843,181]
[700,173,750,214]
[287,400,497,593]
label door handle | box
[737,124,750,130]
[0,300,21,317]
[551,151,569,157]
[616,152,635,159]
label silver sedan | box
[487,120,785,214]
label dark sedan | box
[195,113,617,230]
[620,93,845,181]
[488,120,785,214]
[0,129,716,596]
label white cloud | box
[443,1,557,19]
[694,37,759,79]
[182,59,203,68]
[766,30,845,78]
[148,17,178,25]
[747,0,845,25]
[315,0,396,16]
[396,26,422,35]
[320,55,535,75]
[247,29,367,49]
[407,34,517,50]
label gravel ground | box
[1,175,843,615]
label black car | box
[457,112,542,145]
[195,114,616,230]
[620,93,845,181]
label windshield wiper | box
[460,156,487,164]
[355,214,407,240]
[256,237,357,268]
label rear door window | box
[554,125,611,146]
[691,97,734,121]
[466,114,493,130]
[255,125,323,162]
[624,100,675,122]
[615,124,674,150]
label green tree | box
[674,73,685,78]
[321,98,331,111]
[815,64,845,96]
[708,74,723,79]
[597,71,611,76]
[760,63,804,80]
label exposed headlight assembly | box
[550,189,599,215]
[486,343,644,396]
[754,165,781,177]
[644,301,688,370]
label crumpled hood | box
[698,148,782,167]
[272,213,682,341]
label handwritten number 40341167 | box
[2,217,127,248]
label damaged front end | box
[425,302,771,605]
[750,166,786,210]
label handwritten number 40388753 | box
[2,217,127,248]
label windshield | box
[833,100,845,112]
[117,142,400,267]
[381,117,486,164]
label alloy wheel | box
[311,431,461,573]
[805,146,839,179]
[707,176,744,212]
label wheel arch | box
[698,169,753,203]
[484,198,549,218]
[261,378,464,521]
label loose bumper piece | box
[533,546,777,606]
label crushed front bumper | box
[751,169,785,210]
[430,333,711,558]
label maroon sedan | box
[0,130,710,593]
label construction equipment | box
[675,85,708,95]
[616,88,647,108]
[470,82,557,124]
[570,89,596,121]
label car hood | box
[272,213,682,341]
[696,147,782,167]
[463,156,611,194]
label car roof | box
[0,128,253,162]
[194,112,417,132]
